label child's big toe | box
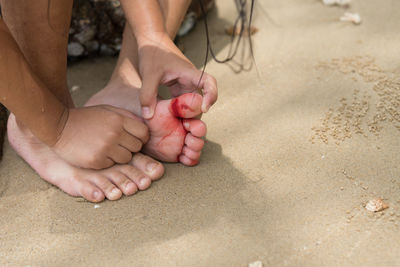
[169,93,203,118]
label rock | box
[68,42,85,57]
[70,85,80,93]
[68,0,215,59]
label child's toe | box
[105,170,138,196]
[117,165,152,190]
[168,93,203,118]
[185,133,205,151]
[183,119,207,137]
[77,178,105,203]
[182,146,201,160]
[90,175,123,201]
[179,154,199,166]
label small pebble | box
[70,85,80,92]
[94,204,101,209]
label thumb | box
[140,74,159,119]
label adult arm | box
[120,0,218,119]
[0,20,149,169]
[0,19,67,145]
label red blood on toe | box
[170,98,194,118]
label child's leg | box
[157,0,192,38]
[109,0,191,87]
[88,0,192,115]
[86,0,206,165]
[3,0,164,202]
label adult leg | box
[0,0,73,107]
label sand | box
[1,0,400,266]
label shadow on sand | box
[45,141,274,264]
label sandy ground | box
[1,0,400,266]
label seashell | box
[365,198,388,212]
[340,12,361,25]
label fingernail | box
[142,107,152,118]
[146,163,158,173]
[139,177,151,188]
[183,122,190,129]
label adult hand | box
[137,32,218,119]
[52,105,149,169]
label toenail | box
[93,191,101,200]
[139,177,151,188]
[125,182,137,192]
[146,163,158,173]
[111,188,120,195]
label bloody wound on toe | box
[169,98,194,118]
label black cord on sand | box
[195,0,256,91]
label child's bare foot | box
[7,114,164,202]
[87,85,207,166]
[143,93,207,166]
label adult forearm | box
[0,20,67,145]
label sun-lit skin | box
[1,0,216,202]
[87,91,207,167]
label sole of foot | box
[143,93,207,166]
[87,86,207,166]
